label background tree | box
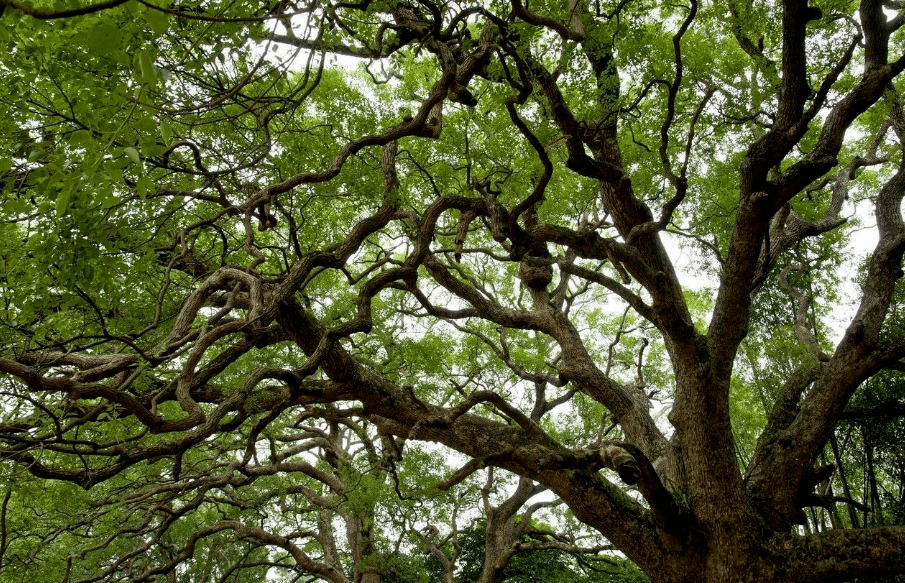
[2,0,905,582]
[426,512,649,583]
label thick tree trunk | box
[274,296,905,583]
[630,526,905,583]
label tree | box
[428,514,650,583]
[0,395,617,583]
[2,0,905,581]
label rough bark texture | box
[3,0,905,582]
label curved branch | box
[0,0,128,19]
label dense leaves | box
[427,520,650,583]
[2,0,905,582]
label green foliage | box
[426,521,649,583]
[2,0,905,581]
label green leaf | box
[140,141,167,157]
[55,188,71,216]
[124,146,140,164]
[137,174,153,198]
[143,9,170,35]
[68,130,93,148]
[136,50,156,85]
[159,119,173,146]
[98,183,117,208]
[75,22,122,55]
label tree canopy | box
[2,0,905,581]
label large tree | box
[2,0,905,581]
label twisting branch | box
[509,0,584,41]
[777,261,830,361]
[0,0,128,19]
